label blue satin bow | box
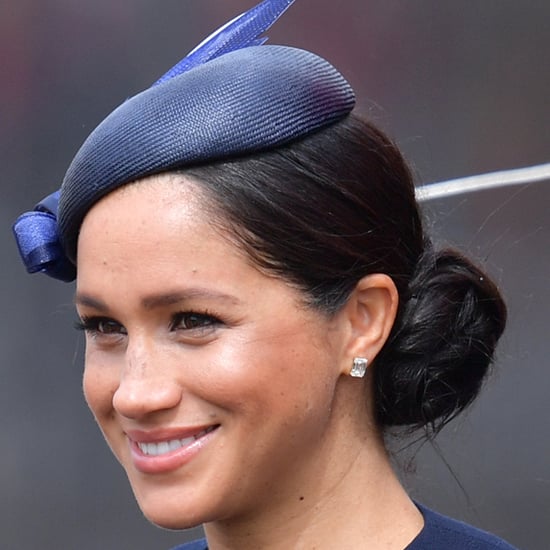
[12,0,296,282]
[13,191,76,282]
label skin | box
[76,174,423,549]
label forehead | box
[91,173,206,222]
[75,173,307,314]
[77,174,235,275]
[79,173,212,237]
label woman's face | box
[76,174,357,529]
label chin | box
[129,481,218,531]
[147,512,203,531]
[137,497,206,531]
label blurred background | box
[1,1,548,548]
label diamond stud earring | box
[350,357,368,378]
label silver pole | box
[415,162,550,201]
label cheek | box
[82,355,117,422]
[200,329,337,423]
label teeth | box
[169,439,182,452]
[136,427,215,456]
[157,441,170,455]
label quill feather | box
[154,0,295,86]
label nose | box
[112,337,182,419]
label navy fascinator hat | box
[13,0,355,282]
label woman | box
[13,1,517,548]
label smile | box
[128,424,219,473]
[136,426,217,457]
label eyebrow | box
[74,288,242,312]
[74,293,109,312]
[141,289,241,310]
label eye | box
[170,311,222,335]
[75,316,127,337]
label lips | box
[136,426,217,457]
[127,425,219,474]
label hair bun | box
[374,243,507,433]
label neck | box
[203,380,423,550]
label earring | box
[350,357,368,378]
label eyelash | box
[170,311,221,332]
[75,311,223,337]
[74,317,126,336]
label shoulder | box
[408,503,518,549]
[169,539,207,550]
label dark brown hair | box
[183,114,507,435]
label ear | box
[338,274,398,376]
